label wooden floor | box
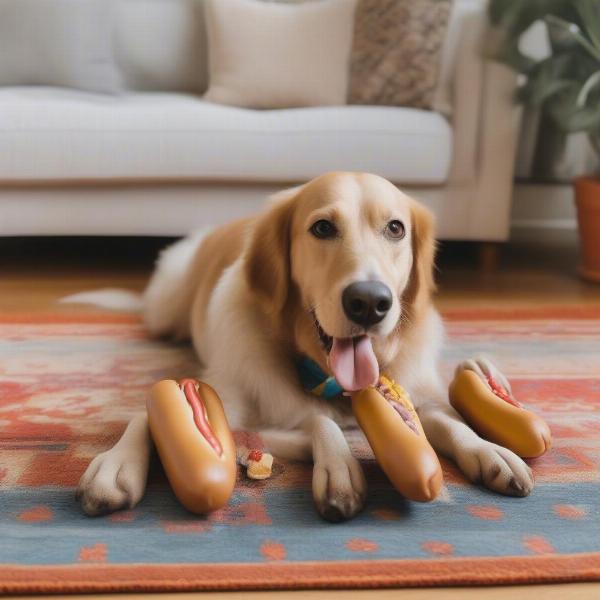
[1,234,599,600]
[1,233,598,312]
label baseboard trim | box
[511,183,576,231]
[512,218,577,230]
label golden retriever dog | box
[76,172,534,521]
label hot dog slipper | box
[352,375,443,502]
[449,358,552,458]
[147,379,237,514]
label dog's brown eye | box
[310,219,337,239]
[385,220,405,240]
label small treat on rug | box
[247,450,273,480]
[449,359,552,458]
[352,375,443,502]
[238,448,274,480]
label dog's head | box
[244,172,436,391]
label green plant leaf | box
[574,0,600,53]
[549,87,600,132]
[488,0,600,126]
[489,0,577,35]
[516,54,577,105]
[518,79,573,105]
[577,70,600,106]
[545,15,600,62]
[563,108,600,132]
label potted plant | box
[489,0,600,282]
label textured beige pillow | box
[349,0,452,109]
[203,0,357,109]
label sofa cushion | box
[0,87,452,184]
[0,0,122,94]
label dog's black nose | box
[342,281,393,328]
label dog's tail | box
[60,231,208,340]
[60,289,143,312]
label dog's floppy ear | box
[403,199,437,322]
[243,187,300,316]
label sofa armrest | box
[468,61,521,239]
[435,0,521,240]
[445,5,487,183]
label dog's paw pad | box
[77,450,148,516]
[312,455,367,522]
[457,441,534,497]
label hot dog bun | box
[449,369,551,458]
[352,376,443,502]
[147,379,237,514]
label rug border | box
[2,554,600,594]
[3,309,600,593]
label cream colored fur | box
[77,172,534,521]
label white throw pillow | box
[203,0,357,109]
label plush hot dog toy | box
[449,362,551,458]
[147,378,237,514]
[352,375,443,502]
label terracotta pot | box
[574,176,600,283]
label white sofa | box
[0,0,519,241]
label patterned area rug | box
[1,308,600,593]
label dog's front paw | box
[455,440,534,497]
[312,454,367,522]
[76,448,149,516]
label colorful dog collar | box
[296,355,344,399]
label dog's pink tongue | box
[329,336,379,391]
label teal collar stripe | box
[296,355,344,399]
